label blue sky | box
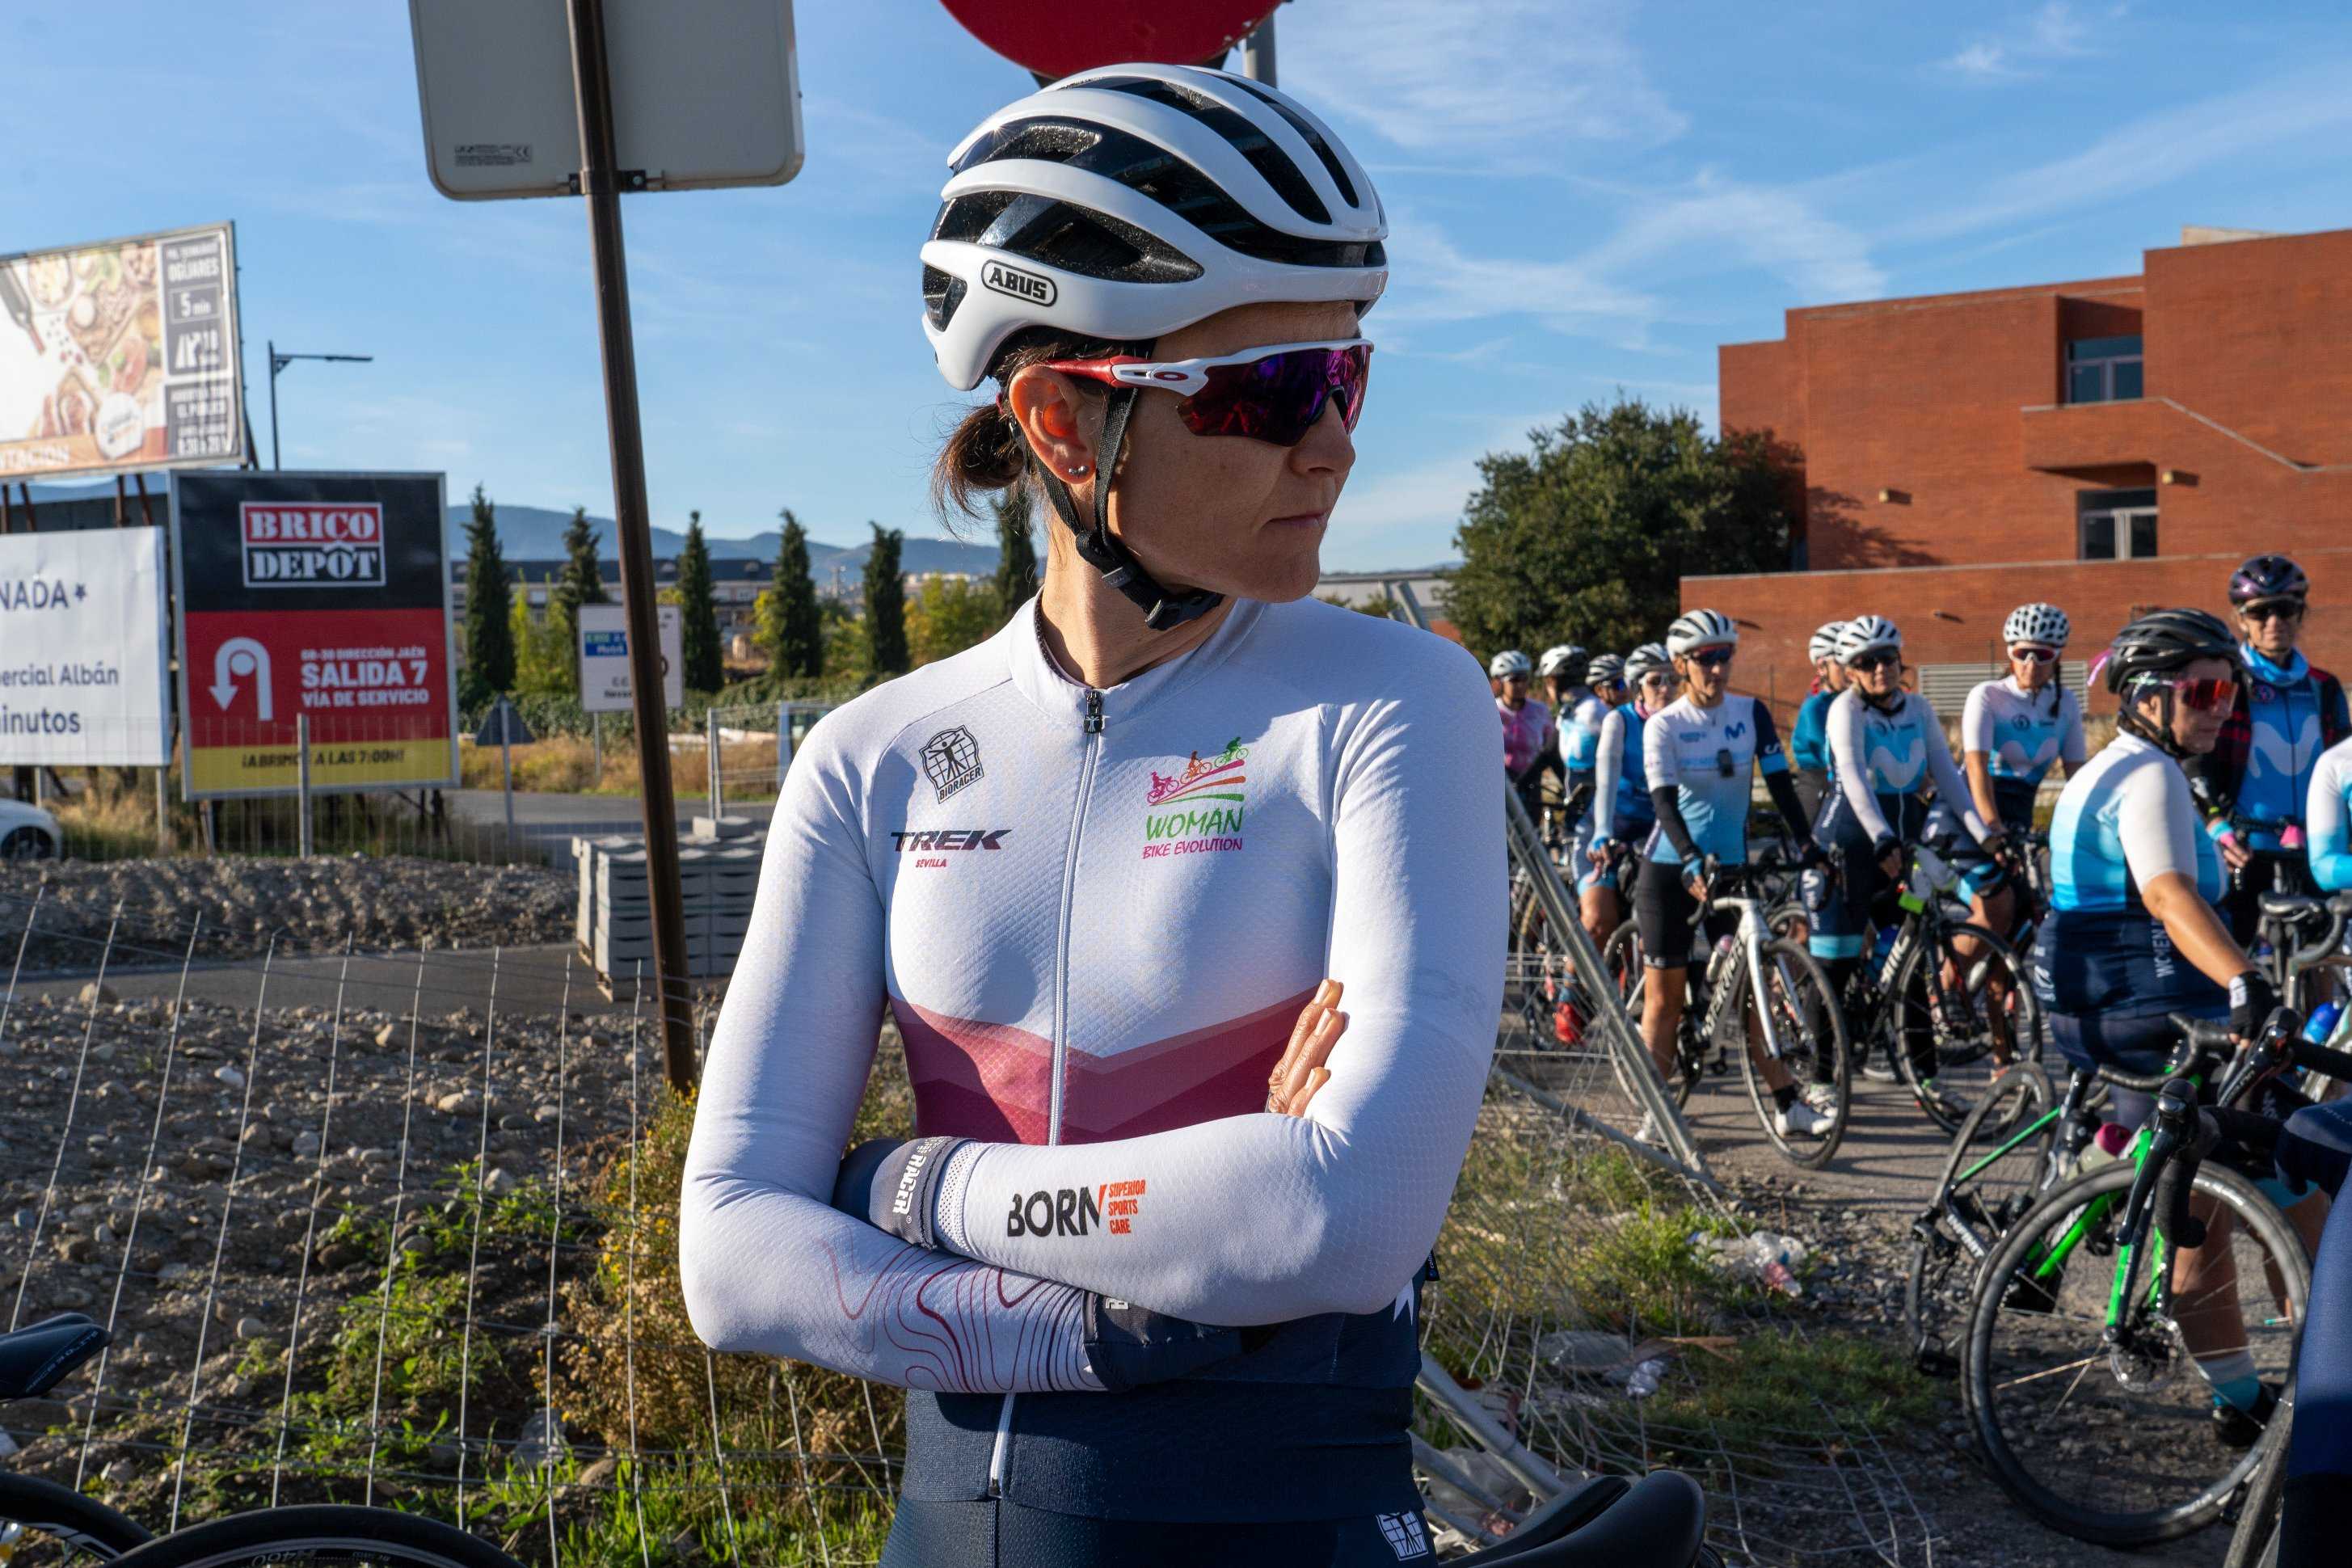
[6,2,2349,567]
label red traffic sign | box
[940,0,1278,79]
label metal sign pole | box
[296,712,314,858]
[499,702,516,844]
[566,0,697,1090]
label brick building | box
[1694,225,2352,720]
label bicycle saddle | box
[0,1313,107,1400]
[2260,893,2326,925]
[1461,1470,1709,1566]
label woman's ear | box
[1006,368,1098,484]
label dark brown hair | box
[930,327,1148,519]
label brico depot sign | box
[171,470,456,799]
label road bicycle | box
[1829,843,2042,1134]
[1958,1010,2352,1546]
[1607,860,1851,1167]
[0,1313,524,1568]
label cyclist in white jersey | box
[679,65,1501,1567]
[2315,734,2352,892]
[1958,602,2086,936]
[1636,611,1831,1140]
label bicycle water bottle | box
[2304,999,2344,1047]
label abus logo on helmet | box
[980,260,1056,307]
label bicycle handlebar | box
[2147,1077,2212,1253]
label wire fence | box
[0,854,1945,1566]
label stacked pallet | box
[575,826,765,993]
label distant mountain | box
[440,503,998,580]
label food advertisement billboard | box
[172,471,455,799]
[0,223,244,481]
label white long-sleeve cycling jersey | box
[1824,688,1993,847]
[677,594,1503,1521]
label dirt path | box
[1684,1072,2234,1568]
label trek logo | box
[1143,736,1249,859]
[1007,1178,1146,1237]
[890,828,1010,852]
[980,260,1056,307]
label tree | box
[990,488,1039,622]
[512,576,573,694]
[906,574,998,666]
[863,523,908,677]
[543,506,609,696]
[461,483,515,700]
[676,509,724,694]
[1445,398,1798,659]
[763,508,824,677]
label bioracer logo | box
[891,1145,932,1217]
[981,260,1056,306]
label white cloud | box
[1943,2,2106,81]
[1282,0,1685,168]
[1584,173,1888,304]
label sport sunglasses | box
[2167,676,2238,712]
[1043,339,1372,447]
[1848,649,1902,672]
[1688,646,1735,669]
[2240,599,2305,623]
[2009,645,2059,664]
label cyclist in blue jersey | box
[1521,643,1584,834]
[2032,609,2325,1443]
[1791,621,1848,820]
[1806,616,2005,1094]
[681,65,1503,1567]
[1638,611,1831,1140]
[1586,651,1629,712]
[2194,555,2351,942]
[2312,734,2352,891]
[1957,602,2085,938]
[1577,643,1669,945]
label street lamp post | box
[268,341,374,470]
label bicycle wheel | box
[1603,921,1696,1111]
[1890,921,2042,1134]
[1963,1159,2310,1545]
[1905,1062,2057,1376]
[1736,938,1851,1169]
[2223,1376,2293,1568]
[98,1507,522,1568]
[0,1469,153,1561]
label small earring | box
[1068,463,1090,478]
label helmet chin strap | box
[2118,687,2192,759]
[1035,385,1224,633]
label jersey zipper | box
[988,684,1105,1499]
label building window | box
[2067,335,2143,403]
[2079,488,2157,559]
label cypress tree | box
[547,506,609,695]
[676,509,724,693]
[461,484,515,696]
[991,488,1039,623]
[863,523,908,677]
[765,508,824,677]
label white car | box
[0,798,61,861]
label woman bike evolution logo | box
[1142,736,1248,859]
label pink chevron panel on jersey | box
[892,987,1316,1146]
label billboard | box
[0,223,243,481]
[578,602,683,714]
[172,471,455,799]
[0,528,171,766]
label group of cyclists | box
[1494,551,2352,1132]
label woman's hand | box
[1266,978,1345,1115]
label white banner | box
[0,527,171,765]
[578,603,683,714]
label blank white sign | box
[409,0,803,200]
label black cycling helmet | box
[2102,608,2239,696]
[2228,554,2308,607]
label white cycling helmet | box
[924,64,1388,394]
[1537,644,1583,678]
[1488,649,1532,679]
[1666,609,1739,656]
[1624,643,1671,683]
[1808,621,1848,664]
[1586,653,1626,687]
[2003,603,2071,650]
[1837,615,1903,666]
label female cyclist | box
[1578,643,1670,946]
[2032,609,2323,1443]
[2312,730,2352,891]
[677,65,1502,1566]
[1789,622,1848,820]
[1956,602,2085,933]
[1636,612,1829,1140]
[1805,615,2005,1099]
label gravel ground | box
[0,856,575,974]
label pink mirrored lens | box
[1178,345,1371,445]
